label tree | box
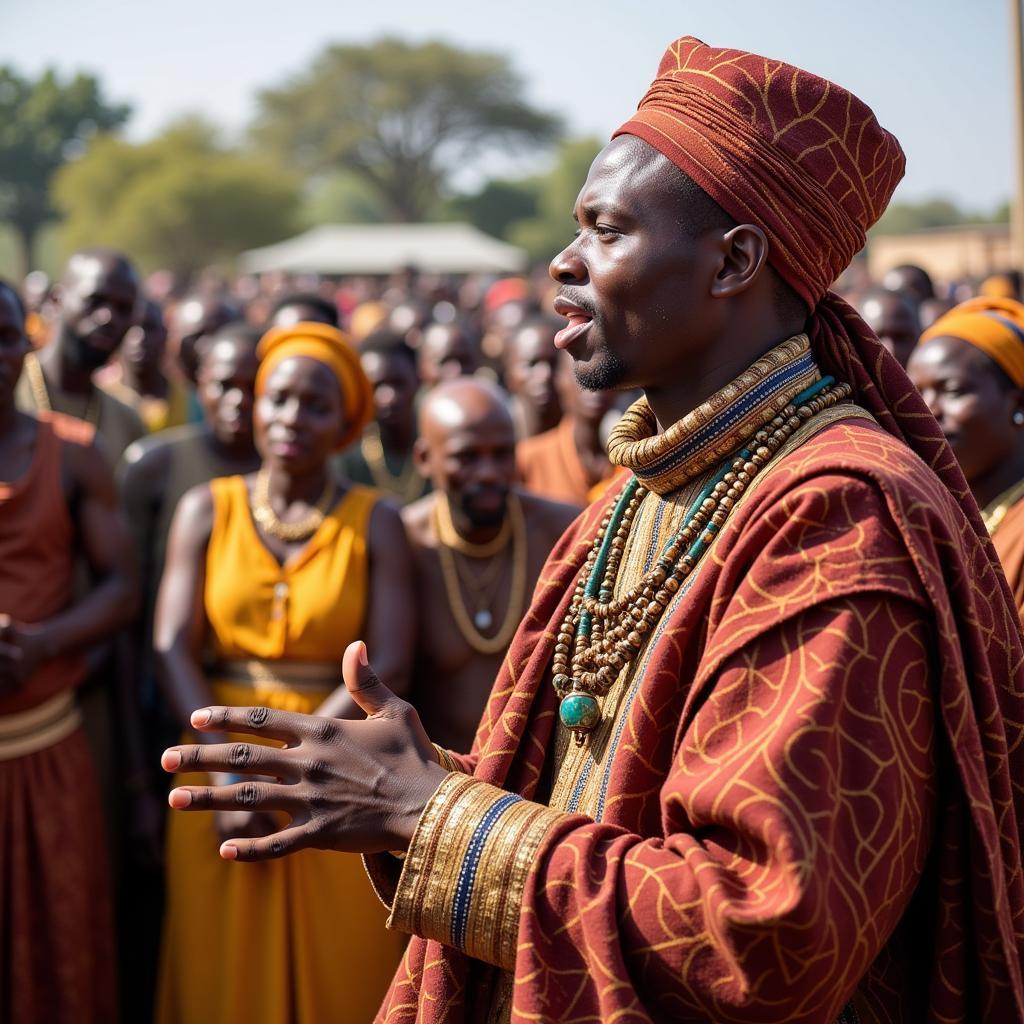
[506,137,603,263]
[0,67,130,276]
[447,178,539,240]
[251,37,561,222]
[871,197,1010,236]
[53,118,302,281]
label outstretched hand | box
[162,641,448,862]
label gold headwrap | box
[919,297,1024,389]
[256,321,374,450]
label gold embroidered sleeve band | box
[388,773,566,970]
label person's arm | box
[313,499,416,719]
[153,484,221,740]
[0,433,137,689]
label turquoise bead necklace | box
[553,376,850,745]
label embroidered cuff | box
[388,773,565,969]
[432,743,464,774]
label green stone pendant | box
[559,691,601,745]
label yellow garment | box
[919,297,1024,388]
[980,274,1017,299]
[157,475,405,1024]
[256,321,374,449]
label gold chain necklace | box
[434,492,527,655]
[25,351,100,426]
[250,468,336,541]
[435,492,512,557]
[361,423,424,504]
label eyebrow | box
[574,200,631,224]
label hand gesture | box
[162,642,448,862]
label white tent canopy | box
[239,222,527,276]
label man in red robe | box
[163,37,1024,1023]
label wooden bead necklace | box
[553,376,852,745]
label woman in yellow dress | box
[154,322,416,1024]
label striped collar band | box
[606,335,820,495]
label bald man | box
[883,263,935,306]
[856,287,921,368]
[402,379,577,751]
[16,247,145,464]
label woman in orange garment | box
[154,322,415,1024]
[907,297,1024,618]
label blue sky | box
[2,0,1012,209]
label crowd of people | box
[7,32,1024,1024]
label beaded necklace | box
[554,375,852,745]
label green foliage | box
[447,179,539,240]
[252,37,561,222]
[303,169,391,226]
[0,66,130,274]
[506,137,603,263]
[53,119,302,280]
[872,196,1010,235]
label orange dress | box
[0,413,115,1024]
[157,476,406,1024]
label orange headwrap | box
[256,321,374,450]
[919,297,1024,388]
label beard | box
[573,344,628,392]
[459,486,510,529]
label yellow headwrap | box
[919,297,1024,389]
[980,275,1017,300]
[256,321,374,450]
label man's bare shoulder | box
[401,491,439,549]
[516,490,582,542]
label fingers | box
[341,641,404,718]
[168,777,298,815]
[162,740,292,779]
[187,705,309,743]
[220,823,313,863]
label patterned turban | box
[256,321,374,450]
[614,36,983,531]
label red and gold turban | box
[614,37,977,533]
[256,321,374,450]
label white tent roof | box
[239,222,526,275]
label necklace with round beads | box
[251,468,336,541]
[553,376,852,746]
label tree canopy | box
[251,37,560,222]
[0,66,130,276]
[53,119,302,281]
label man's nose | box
[549,242,586,285]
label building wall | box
[866,225,1016,282]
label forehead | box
[511,325,556,359]
[202,339,258,375]
[362,350,413,379]
[909,335,996,379]
[576,136,681,218]
[66,257,136,300]
[440,413,515,448]
[862,294,915,327]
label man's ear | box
[412,437,431,478]
[709,224,769,299]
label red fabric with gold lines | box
[377,417,1024,1023]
